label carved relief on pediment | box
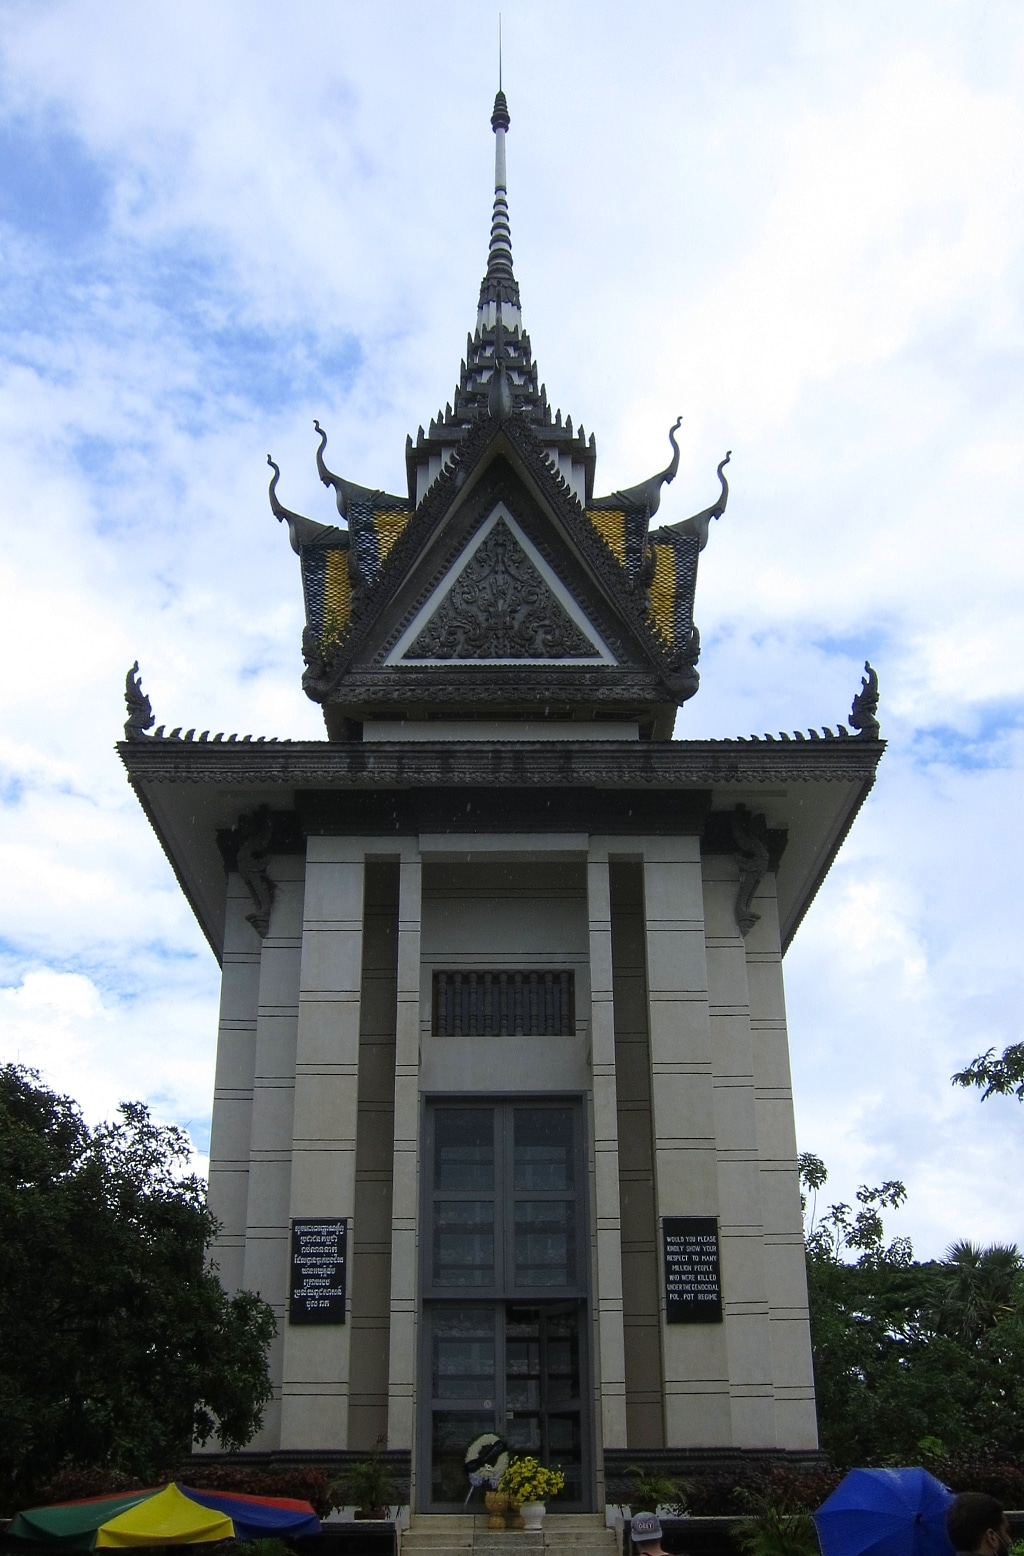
[402,517,600,662]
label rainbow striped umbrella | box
[8,1482,322,1548]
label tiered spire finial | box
[479,88,520,311]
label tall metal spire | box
[479,88,521,315]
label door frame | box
[416,1094,594,1512]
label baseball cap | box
[631,1513,663,1543]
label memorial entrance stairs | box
[401,1513,617,1556]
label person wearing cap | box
[631,1513,668,1554]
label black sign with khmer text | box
[663,1216,723,1324]
[289,1218,347,1324]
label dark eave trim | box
[118,736,885,788]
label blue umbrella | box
[814,1468,954,1556]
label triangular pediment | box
[385,505,615,665]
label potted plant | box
[623,1464,691,1518]
[341,1438,397,1521]
[499,1455,566,1531]
[732,1488,819,1556]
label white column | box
[241,856,305,1449]
[387,849,423,1456]
[208,875,261,1296]
[744,872,818,1448]
[640,837,732,1445]
[587,843,628,1451]
[280,838,366,1449]
[702,856,774,1447]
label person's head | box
[631,1512,663,1551]
[946,1493,1010,1556]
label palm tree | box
[933,1240,1023,1347]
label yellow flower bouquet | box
[499,1455,566,1505]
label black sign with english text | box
[663,1216,723,1324]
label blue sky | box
[0,0,1023,1256]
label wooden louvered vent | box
[433,970,575,1036]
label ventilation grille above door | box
[433,970,575,1036]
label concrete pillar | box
[207,875,261,1296]
[701,856,774,1447]
[387,849,423,1459]
[639,837,732,1446]
[743,872,818,1448]
[241,856,305,1449]
[587,843,628,1453]
[280,839,366,1450]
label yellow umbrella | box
[95,1484,234,1547]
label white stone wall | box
[242,855,305,1449]
[418,853,591,1095]
[744,872,818,1448]
[205,829,816,1460]
[279,839,365,1449]
[207,874,261,1297]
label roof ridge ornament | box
[487,304,515,422]
[124,661,154,741]
[267,455,334,555]
[314,419,387,520]
[598,417,683,518]
[848,661,880,737]
[653,449,731,550]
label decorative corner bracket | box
[848,660,880,738]
[124,661,154,741]
[732,804,770,937]
[233,806,277,939]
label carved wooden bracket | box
[232,806,277,939]
[731,804,770,937]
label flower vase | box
[520,1502,545,1531]
[485,1491,509,1530]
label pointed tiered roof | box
[405,89,596,509]
[264,88,739,738]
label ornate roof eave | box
[305,411,696,706]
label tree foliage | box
[952,1042,1024,1102]
[0,1064,276,1505]
[798,1154,1024,1466]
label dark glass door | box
[424,1301,586,1509]
[505,1304,585,1507]
[420,1101,591,1510]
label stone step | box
[405,1534,475,1542]
[402,1541,474,1553]
[402,1546,473,1556]
[408,1518,475,1530]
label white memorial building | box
[120,89,883,1517]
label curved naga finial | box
[661,450,731,551]
[849,660,880,738]
[599,416,682,517]
[124,661,154,741]
[314,419,386,520]
[267,455,337,555]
